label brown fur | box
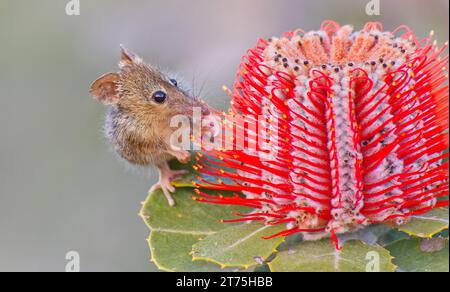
[91,47,207,167]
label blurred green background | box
[0,0,448,272]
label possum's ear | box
[119,45,142,68]
[90,73,120,105]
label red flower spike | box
[196,21,449,242]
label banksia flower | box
[193,21,449,242]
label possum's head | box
[90,46,209,125]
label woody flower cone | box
[192,21,449,242]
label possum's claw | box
[149,181,176,207]
[150,162,189,206]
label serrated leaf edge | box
[147,232,226,272]
[387,237,449,272]
[397,225,449,239]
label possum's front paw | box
[152,162,190,206]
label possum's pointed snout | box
[201,104,210,116]
[187,97,211,117]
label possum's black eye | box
[152,91,167,103]
[169,79,178,87]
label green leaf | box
[387,238,449,272]
[253,264,271,272]
[269,240,396,272]
[140,188,251,271]
[338,225,394,246]
[397,208,449,238]
[377,229,409,247]
[192,223,285,269]
[168,159,197,188]
[437,229,449,238]
[276,233,303,251]
[141,188,249,233]
[148,231,225,272]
